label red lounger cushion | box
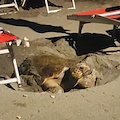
[75,6,120,20]
[0,33,17,43]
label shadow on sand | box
[107,28,120,43]
[0,18,117,56]
[46,32,116,55]
[0,18,68,34]
[19,0,63,9]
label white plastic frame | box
[22,0,76,13]
[0,43,21,87]
[68,0,76,10]
[98,10,120,17]
[0,0,19,11]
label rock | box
[16,116,21,119]
[50,95,55,99]
[54,38,76,58]
[23,94,28,97]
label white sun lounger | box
[22,0,76,13]
[0,0,19,11]
[0,27,21,87]
[67,6,120,41]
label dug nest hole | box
[5,53,120,94]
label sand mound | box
[4,38,119,93]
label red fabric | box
[107,15,120,19]
[74,8,120,20]
[75,8,106,15]
[0,33,17,43]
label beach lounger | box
[22,0,76,13]
[67,6,120,41]
[0,27,21,87]
[0,0,19,11]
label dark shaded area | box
[21,0,63,9]
[0,75,15,90]
[0,0,63,8]
[106,28,120,42]
[5,84,16,90]
[106,6,120,12]
[74,33,116,55]
[0,18,68,34]
[47,33,116,55]
[60,69,80,92]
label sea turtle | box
[60,62,91,92]
[41,67,69,93]
[76,68,99,88]
[41,62,92,93]
[19,57,98,93]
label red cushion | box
[0,33,17,43]
[107,15,120,19]
[74,7,120,20]
[75,8,106,16]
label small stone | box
[81,94,84,97]
[50,95,55,99]
[86,88,89,91]
[112,95,115,98]
[7,30,10,33]
[103,92,105,94]
[23,94,28,97]
[23,37,30,47]
[16,116,21,119]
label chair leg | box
[21,0,75,13]
[44,0,61,13]
[112,25,120,46]
[14,0,19,11]
[112,25,118,41]
[13,58,22,87]
[0,44,21,87]
[68,0,76,9]
[0,0,19,11]
[78,21,84,35]
[22,0,26,7]
[6,43,22,87]
[72,0,76,9]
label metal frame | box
[68,0,76,10]
[69,17,120,43]
[0,42,21,87]
[0,0,19,11]
[22,0,76,13]
[112,25,119,42]
[44,0,62,14]
[67,12,120,41]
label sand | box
[0,0,120,120]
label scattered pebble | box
[102,92,105,94]
[7,30,10,33]
[101,103,105,107]
[23,37,30,47]
[104,108,109,112]
[86,88,89,91]
[16,116,21,119]
[52,101,54,104]
[112,95,115,98]
[50,95,55,99]
[81,94,84,97]
[23,94,28,97]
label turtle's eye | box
[78,67,84,70]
